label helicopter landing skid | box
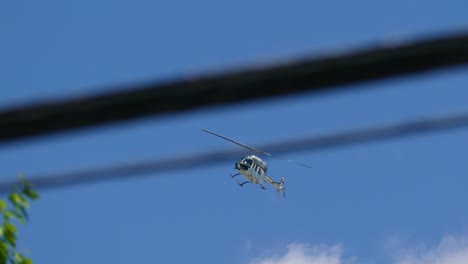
[230,173,249,187]
[238,181,249,187]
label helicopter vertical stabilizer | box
[264,175,286,197]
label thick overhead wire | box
[1,111,468,194]
[0,31,468,145]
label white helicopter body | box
[235,155,267,184]
[202,129,308,197]
[233,154,285,193]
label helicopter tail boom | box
[264,175,285,193]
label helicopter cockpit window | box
[243,159,253,167]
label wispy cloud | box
[248,234,468,264]
[393,234,468,264]
[249,243,343,264]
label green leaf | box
[19,179,34,193]
[19,258,32,264]
[16,216,27,225]
[9,194,19,206]
[11,210,26,225]
[0,242,7,259]
[14,252,23,262]
[22,188,39,201]
[17,206,29,222]
[9,194,29,209]
[5,223,17,234]
[4,230,16,247]
[4,211,14,221]
[4,223,18,246]
[0,176,38,264]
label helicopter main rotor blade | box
[202,129,312,169]
[273,154,312,168]
[202,129,271,156]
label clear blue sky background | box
[1,1,468,263]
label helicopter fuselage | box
[235,155,267,184]
[202,129,289,195]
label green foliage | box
[0,176,38,264]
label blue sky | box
[1,1,468,263]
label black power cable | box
[0,31,468,145]
[1,111,467,194]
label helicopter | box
[202,129,311,197]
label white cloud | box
[393,234,468,264]
[248,234,468,264]
[249,243,344,264]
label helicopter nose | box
[235,162,248,171]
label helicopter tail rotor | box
[276,177,286,198]
[264,175,286,198]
